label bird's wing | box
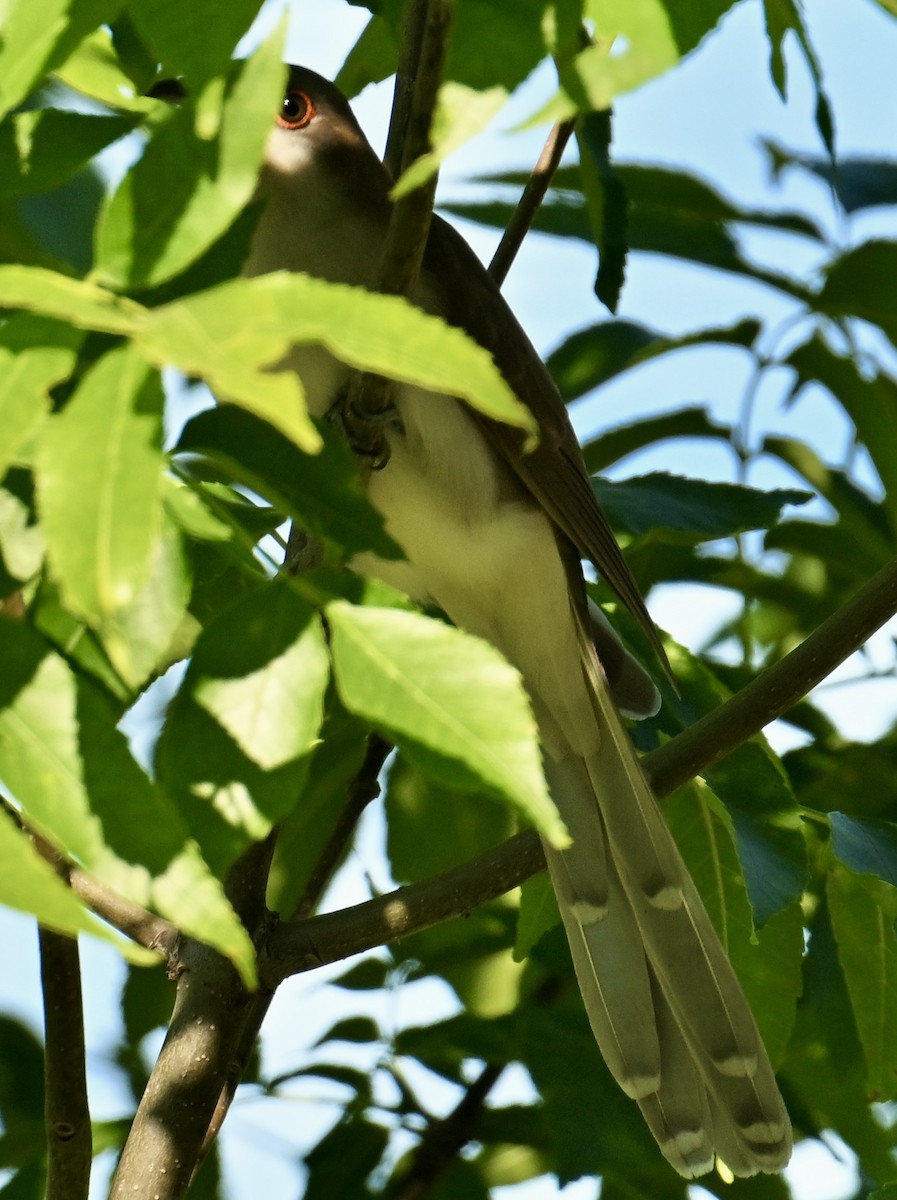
[422,215,668,672]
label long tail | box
[537,618,791,1178]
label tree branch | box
[109,836,278,1200]
[67,867,176,959]
[387,1063,505,1200]
[488,117,577,286]
[645,552,897,798]
[40,928,91,1200]
[341,0,456,461]
[191,734,391,1168]
[263,553,897,983]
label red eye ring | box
[277,89,315,130]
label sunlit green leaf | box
[328,604,566,846]
[94,24,285,289]
[0,0,115,120]
[35,345,166,642]
[0,622,256,983]
[157,583,328,874]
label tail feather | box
[533,615,792,1178]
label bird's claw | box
[327,383,403,471]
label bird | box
[242,64,793,1178]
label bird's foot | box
[328,374,403,471]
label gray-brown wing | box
[422,215,667,670]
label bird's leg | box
[328,373,404,471]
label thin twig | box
[40,928,92,1200]
[488,117,577,286]
[646,552,897,797]
[263,553,897,983]
[68,868,176,958]
[388,1063,505,1200]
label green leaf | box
[385,754,515,884]
[0,622,256,983]
[819,239,897,347]
[623,631,806,924]
[0,805,151,958]
[0,0,116,119]
[97,505,193,689]
[174,406,399,562]
[315,1017,380,1047]
[393,82,507,199]
[557,1,679,111]
[761,0,835,158]
[393,904,524,1018]
[94,25,286,290]
[517,1006,671,1185]
[786,332,897,526]
[127,0,266,89]
[447,163,821,298]
[828,865,897,1100]
[666,781,802,1063]
[0,265,139,335]
[0,485,44,585]
[830,814,897,887]
[53,26,155,112]
[514,872,559,961]
[592,472,811,539]
[327,604,566,847]
[157,583,329,874]
[303,1119,389,1200]
[139,273,531,449]
[581,406,734,474]
[576,110,627,313]
[548,319,758,404]
[35,345,166,654]
[763,142,897,214]
[0,110,139,199]
[266,689,370,918]
[192,587,328,772]
[0,315,83,479]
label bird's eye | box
[277,89,315,129]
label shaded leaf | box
[128,0,265,89]
[175,406,399,563]
[576,109,627,313]
[157,583,329,873]
[785,332,897,527]
[831,813,897,886]
[818,239,897,347]
[548,319,759,404]
[764,141,897,213]
[0,315,83,480]
[304,1119,388,1200]
[828,865,897,1100]
[385,754,515,885]
[761,0,835,157]
[0,804,147,955]
[592,472,810,539]
[0,110,138,199]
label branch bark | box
[341,0,456,462]
[40,928,91,1200]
